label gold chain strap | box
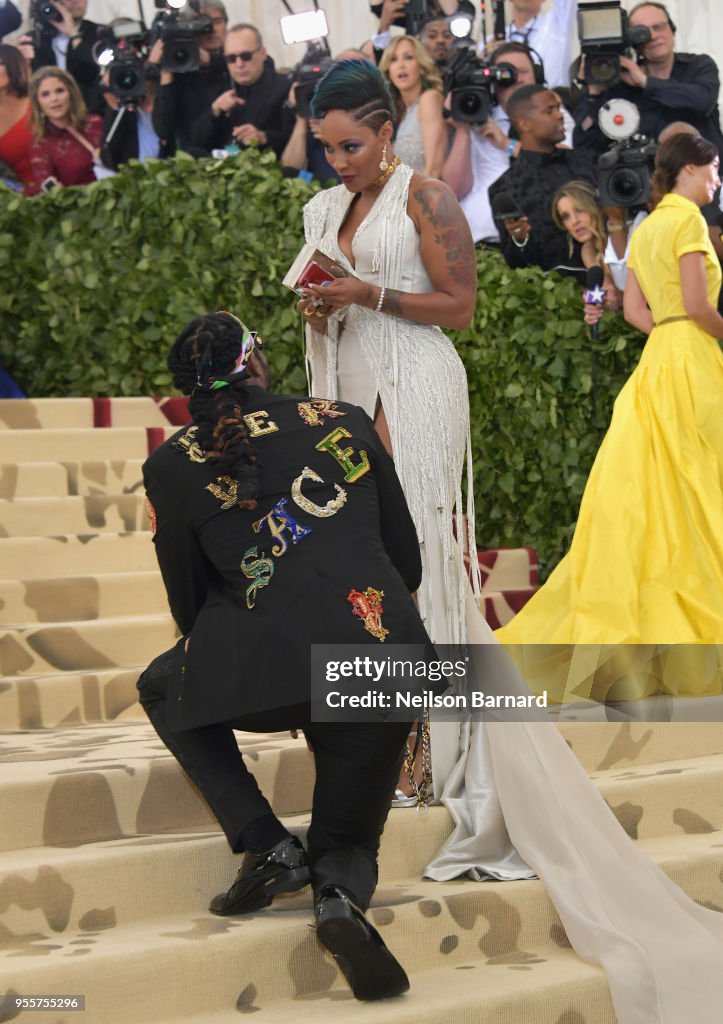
[402,711,433,812]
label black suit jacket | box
[191,58,291,157]
[0,0,21,40]
[144,388,431,730]
[33,20,106,114]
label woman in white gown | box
[299,60,723,1023]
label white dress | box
[302,164,723,1023]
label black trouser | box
[137,654,410,910]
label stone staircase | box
[1,398,723,1024]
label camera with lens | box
[30,0,62,36]
[596,100,657,207]
[444,47,517,125]
[290,43,333,119]
[578,0,651,88]
[150,0,213,75]
[94,22,152,103]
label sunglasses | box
[224,47,261,64]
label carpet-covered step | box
[477,587,539,629]
[557,720,723,772]
[0,725,315,853]
[0,812,720,939]
[0,667,148,731]
[0,495,149,538]
[2,721,722,853]
[0,614,177,678]
[0,460,145,499]
[0,427,174,464]
[0,885,618,1024]
[0,811,449,933]
[0,397,189,430]
[174,954,614,1024]
[0,573,166,627]
[2,533,157,581]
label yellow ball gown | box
[496,193,723,703]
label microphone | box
[584,265,606,341]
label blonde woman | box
[379,35,446,178]
[26,66,102,195]
[552,179,624,324]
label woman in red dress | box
[0,43,33,186]
[25,66,102,195]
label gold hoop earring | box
[379,144,389,173]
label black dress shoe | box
[209,835,310,915]
[315,886,410,1001]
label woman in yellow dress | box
[497,131,723,704]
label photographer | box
[150,0,229,154]
[191,23,290,157]
[443,43,569,245]
[574,2,723,157]
[485,0,578,90]
[100,47,175,171]
[28,0,106,115]
[488,84,596,272]
[371,1,472,64]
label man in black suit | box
[138,312,430,1001]
[30,0,106,114]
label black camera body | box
[444,48,517,125]
[30,0,62,37]
[597,134,657,207]
[108,47,148,103]
[152,10,213,74]
[405,0,429,37]
[290,44,333,119]
[578,0,651,87]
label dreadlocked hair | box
[310,59,393,132]
[167,312,260,509]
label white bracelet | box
[375,286,385,313]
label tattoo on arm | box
[414,184,477,290]
[384,289,404,317]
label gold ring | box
[303,308,314,318]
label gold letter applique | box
[297,400,346,428]
[173,426,206,463]
[316,427,370,483]
[205,476,238,510]
[240,547,275,609]
[252,497,312,556]
[291,467,347,518]
[243,411,279,438]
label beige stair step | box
[0,495,149,538]
[0,893,616,1024]
[0,811,719,935]
[0,398,94,429]
[0,397,183,430]
[1,533,158,580]
[0,667,148,731]
[0,460,145,499]
[0,614,177,678]
[0,724,315,852]
[557,719,723,772]
[0,572,166,627]
[0,427,173,464]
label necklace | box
[371,154,401,189]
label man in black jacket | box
[574,2,723,156]
[138,313,427,1001]
[0,0,20,40]
[191,22,290,156]
[489,84,596,273]
[150,0,229,154]
[30,0,106,114]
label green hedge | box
[0,151,645,575]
